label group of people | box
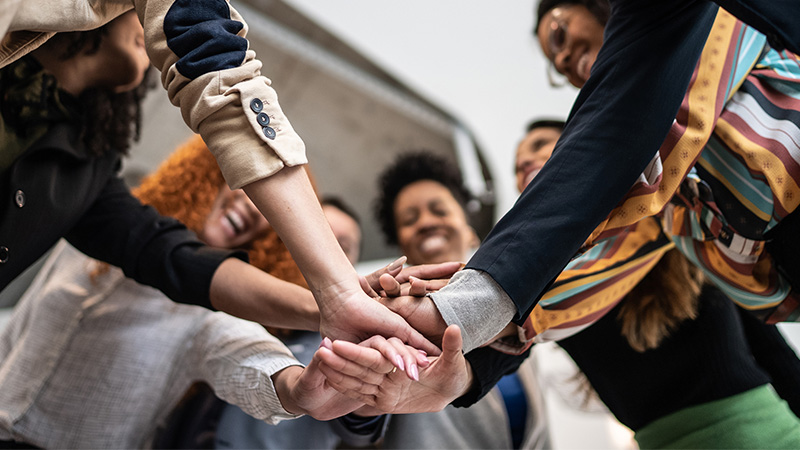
[2,0,800,448]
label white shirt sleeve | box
[189,311,304,424]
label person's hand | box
[377,294,448,348]
[318,325,473,414]
[317,279,442,356]
[272,350,364,421]
[360,258,462,298]
[376,275,450,298]
[320,334,430,382]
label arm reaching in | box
[210,258,319,332]
[243,167,440,356]
[272,346,365,421]
[317,325,474,414]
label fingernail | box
[388,256,407,271]
[416,353,430,367]
[417,349,427,356]
[409,363,419,381]
[393,355,405,371]
[409,275,420,282]
[322,337,333,349]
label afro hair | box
[374,151,472,246]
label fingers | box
[385,256,408,276]
[407,276,428,296]
[361,257,407,296]
[350,335,421,381]
[321,338,393,380]
[398,321,442,356]
[359,275,379,298]
[396,261,463,283]
[379,273,402,297]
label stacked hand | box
[317,257,459,361]
[360,257,461,298]
[272,346,364,420]
[316,278,442,358]
[315,325,473,414]
[303,257,470,417]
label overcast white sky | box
[284,0,580,215]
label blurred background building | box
[126,0,496,263]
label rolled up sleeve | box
[135,0,307,189]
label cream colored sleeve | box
[134,0,307,189]
[191,311,304,424]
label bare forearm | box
[243,166,360,299]
[210,258,319,331]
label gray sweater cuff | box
[429,269,516,353]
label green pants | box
[636,385,800,449]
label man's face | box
[323,204,361,266]
[514,126,562,193]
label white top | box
[0,241,301,449]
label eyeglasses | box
[546,8,570,59]
[547,61,567,87]
[544,8,569,87]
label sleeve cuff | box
[429,269,517,353]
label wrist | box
[272,365,305,416]
[313,274,365,310]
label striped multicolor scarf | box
[500,10,800,351]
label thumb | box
[439,325,463,367]
[299,349,327,391]
[379,273,401,296]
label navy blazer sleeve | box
[65,174,245,309]
[467,0,718,323]
[453,346,532,408]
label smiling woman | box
[535,0,606,88]
[375,151,478,266]
[132,134,307,285]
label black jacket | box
[0,122,241,308]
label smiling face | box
[96,11,150,93]
[515,126,562,192]
[200,184,270,249]
[393,180,478,265]
[537,5,605,88]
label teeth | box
[419,235,448,254]
[226,211,244,233]
[524,169,541,190]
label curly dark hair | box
[44,25,153,157]
[374,151,472,246]
[535,0,610,34]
